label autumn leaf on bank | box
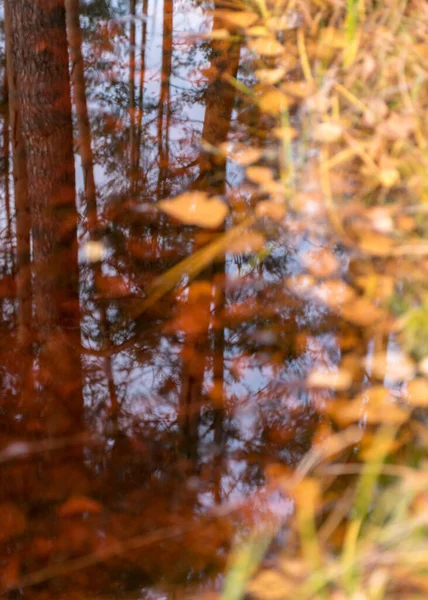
[248,37,285,57]
[159,192,228,228]
[215,10,259,29]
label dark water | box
[0,1,369,597]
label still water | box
[0,0,404,597]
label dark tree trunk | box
[7,0,83,429]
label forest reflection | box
[0,0,330,596]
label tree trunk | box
[7,0,83,429]
[4,0,33,368]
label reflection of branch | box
[4,503,242,594]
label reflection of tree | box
[7,0,83,429]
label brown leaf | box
[246,166,274,184]
[248,37,285,57]
[215,10,259,29]
[307,368,352,391]
[301,248,339,278]
[378,114,416,140]
[312,280,356,309]
[259,89,290,115]
[159,192,228,229]
[256,200,286,221]
[58,495,103,517]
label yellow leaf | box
[246,26,269,37]
[159,192,228,229]
[365,351,415,382]
[215,10,259,29]
[219,142,263,166]
[313,122,343,143]
[406,379,428,407]
[248,37,285,57]
[358,232,395,256]
[246,166,274,184]
[259,89,290,115]
[379,167,400,188]
[307,368,352,391]
[341,298,387,326]
[255,67,286,85]
[282,80,315,98]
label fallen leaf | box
[227,231,265,254]
[326,386,409,425]
[159,192,228,228]
[365,351,415,382]
[378,114,415,140]
[406,379,428,407]
[379,167,400,188]
[248,37,285,57]
[58,495,103,517]
[312,280,356,309]
[358,232,395,256]
[313,122,343,143]
[246,166,274,184]
[282,81,314,98]
[247,570,293,600]
[286,274,316,297]
[219,142,263,166]
[215,10,259,29]
[301,248,339,278]
[256,200,286,221]
[307,368,352,391]
[255,67,286,85]
[341,298,387,326]
[259,89,290,114]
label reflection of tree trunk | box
[65,0,119,420]
[134,0,148,191]
[156,0,173,201]
[178,16,240,464]
[129,0,137,188]
[2,72,13,266]
[4,0,32,382]
[65,0,97,232]
[7,0,83,429]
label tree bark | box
[7,0,83,429]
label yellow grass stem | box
[297,28,314,85]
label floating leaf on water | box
[307,368,352,391]
[311,279,356,309]
[58,495,103,516]
[256,200,286,222]
[82,240,106,263]
[219,142,263,166]
[301,248,339,278]
[215,9,259,29]
[313,122,343,143]
[255,67,286,85]
[286,274,316,297]
[341,298,387,326]
[248,37,285,57]
[326,386,409,425]
[365,351,416,382]
[246,166,274,184]
[159,192,228,228]
[227,231,265,255]
[259,89,290,115]
[406,379,428,407]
